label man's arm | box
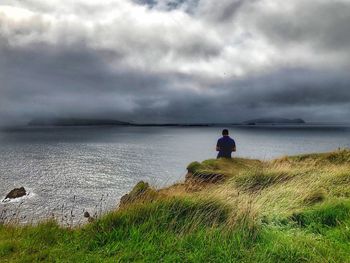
[216,140,220,152]
[232,141,236,152]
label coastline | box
[1,149,350,262]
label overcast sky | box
[1,0,350,125]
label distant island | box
[28,117,306,127]
[28,118,131,126]
[28,118,212,127]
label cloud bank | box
[1,0,349,125]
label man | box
[216,129,236,159]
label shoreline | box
[1,149,350,262]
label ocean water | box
[0,126,349,224]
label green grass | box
[1,149,350,262]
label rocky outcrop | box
[186,161,225,183]
[119,181,157,208]
[5,187,27,199]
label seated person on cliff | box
[216,129,236,159]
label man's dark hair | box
[222,129,229,136]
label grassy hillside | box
[1,149,350,262]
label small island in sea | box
[1,149,350,262]
[242,118,306,125]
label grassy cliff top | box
[1,149,350,262]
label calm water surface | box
[0,126,349,224]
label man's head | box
[222,129,229,136]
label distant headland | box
[27,117,306,127]
[27,118,211,127]
[28,118,131,127]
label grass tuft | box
[235,169,291,191]
[291,201,350,228]
[302,188,327,205]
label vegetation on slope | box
[1,149,350,262]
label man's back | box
[217,136,236,158]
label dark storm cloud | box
[178,68,350,122]
[0,0,349,126]
[224,69,350,106]
[0,41,207,124]
[2,44,154,112]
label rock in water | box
[5,187,26,199]
[83,211,94,222]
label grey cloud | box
[134,0,199,13]
[133,0,158,8]
[1,0,350,126]
[254,1,350,52]
[223,69,350,107]
[136,0,253,21]
[0,3,223,66]
[195,0,255,22]
[162,68,350,122]
[0,42,203,124]
[1,41,350,125]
